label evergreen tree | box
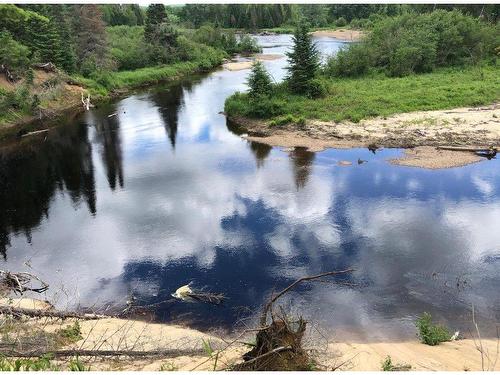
[144,4,166,42]
[49,6,76,72]
[247,61,272,97]
[285,20,319,94]
[131,5,144,25]
[72,5,109,74]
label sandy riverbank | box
[311,29,365,41]
[223,54,284,71]
[1,298,498,371]
[231,102,500,169]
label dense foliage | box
[325,10,500,77]
[176,4,499,30]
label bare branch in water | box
[260,269,354,326]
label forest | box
[1,4,499,127]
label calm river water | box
[1,35,499,340]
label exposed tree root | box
[236,268,354,371]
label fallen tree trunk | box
[0,348,206,358]
[21,129,50,138]
[437,146,498,152]
[0,305,107,320]
[32,62,57,73]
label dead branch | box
[0,271,49,296]
[0,305,107,320]
[187,292,227,305]
[0,64,16,82]
[21,129,50,138]
[32,62,57,73]
[260,269,354,326]
[0,348,205,358]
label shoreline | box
[229,102,500,169]
[0,298,497,371]
[0,62,224,142]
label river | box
[1,35,499,341]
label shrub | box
[224,92,285,119]
[335,17,347,27]
[326,10,500,78]
[0,31,31,77]
[416,312,451,346]
[304,77,328,98]
[237,34,261,54]
[56,321,83,344]
[381,355,411,371]
[325,43,372,77]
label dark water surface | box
[1,35,499,340]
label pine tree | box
[247,61,272,97]
[144,4,166,42]
[49,6,76,72]
[72,5,108,73]
[285,20,319,94]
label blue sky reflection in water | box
[1,35,499,340]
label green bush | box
[325,43,372,77]
[335,17,347,27]
[416,312,451,346]
[326,10,500,78]
[107,25,150,70]
[224,92,285,119]
[237,34,261,54]
[305,77,328,98]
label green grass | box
[225,64,500,124]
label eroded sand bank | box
[232,103,500,169]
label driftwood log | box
[437,146,497,159]
[32,62,57,73]
[0,305,107,320]
[0,348,206,358]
